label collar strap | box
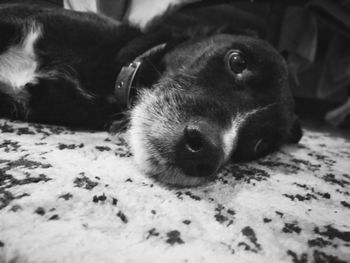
[114,61,142,110]
[114,43,167,110]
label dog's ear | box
[135,43,169,86]
[287,115,303,143]
[116,27,170,65]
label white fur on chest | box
[0,23,42,98]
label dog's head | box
[127,34,302,187]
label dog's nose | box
[175,120,224,178]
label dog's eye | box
[226,50,247,74]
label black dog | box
[0,4,302,186]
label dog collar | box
[114,43,167,110]
[114,61,142,110]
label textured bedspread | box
[0,119,349,263]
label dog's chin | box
[143,161,212,187]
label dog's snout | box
[176,120,224,178]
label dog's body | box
[0,4,302,186]
[0,4,142,128]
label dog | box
[0,4,302,186]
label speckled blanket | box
[0,119,349,263]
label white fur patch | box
[221,113,252,161]
[221,121,240,160]
[0,23,42,99]
[128,103,151,176]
